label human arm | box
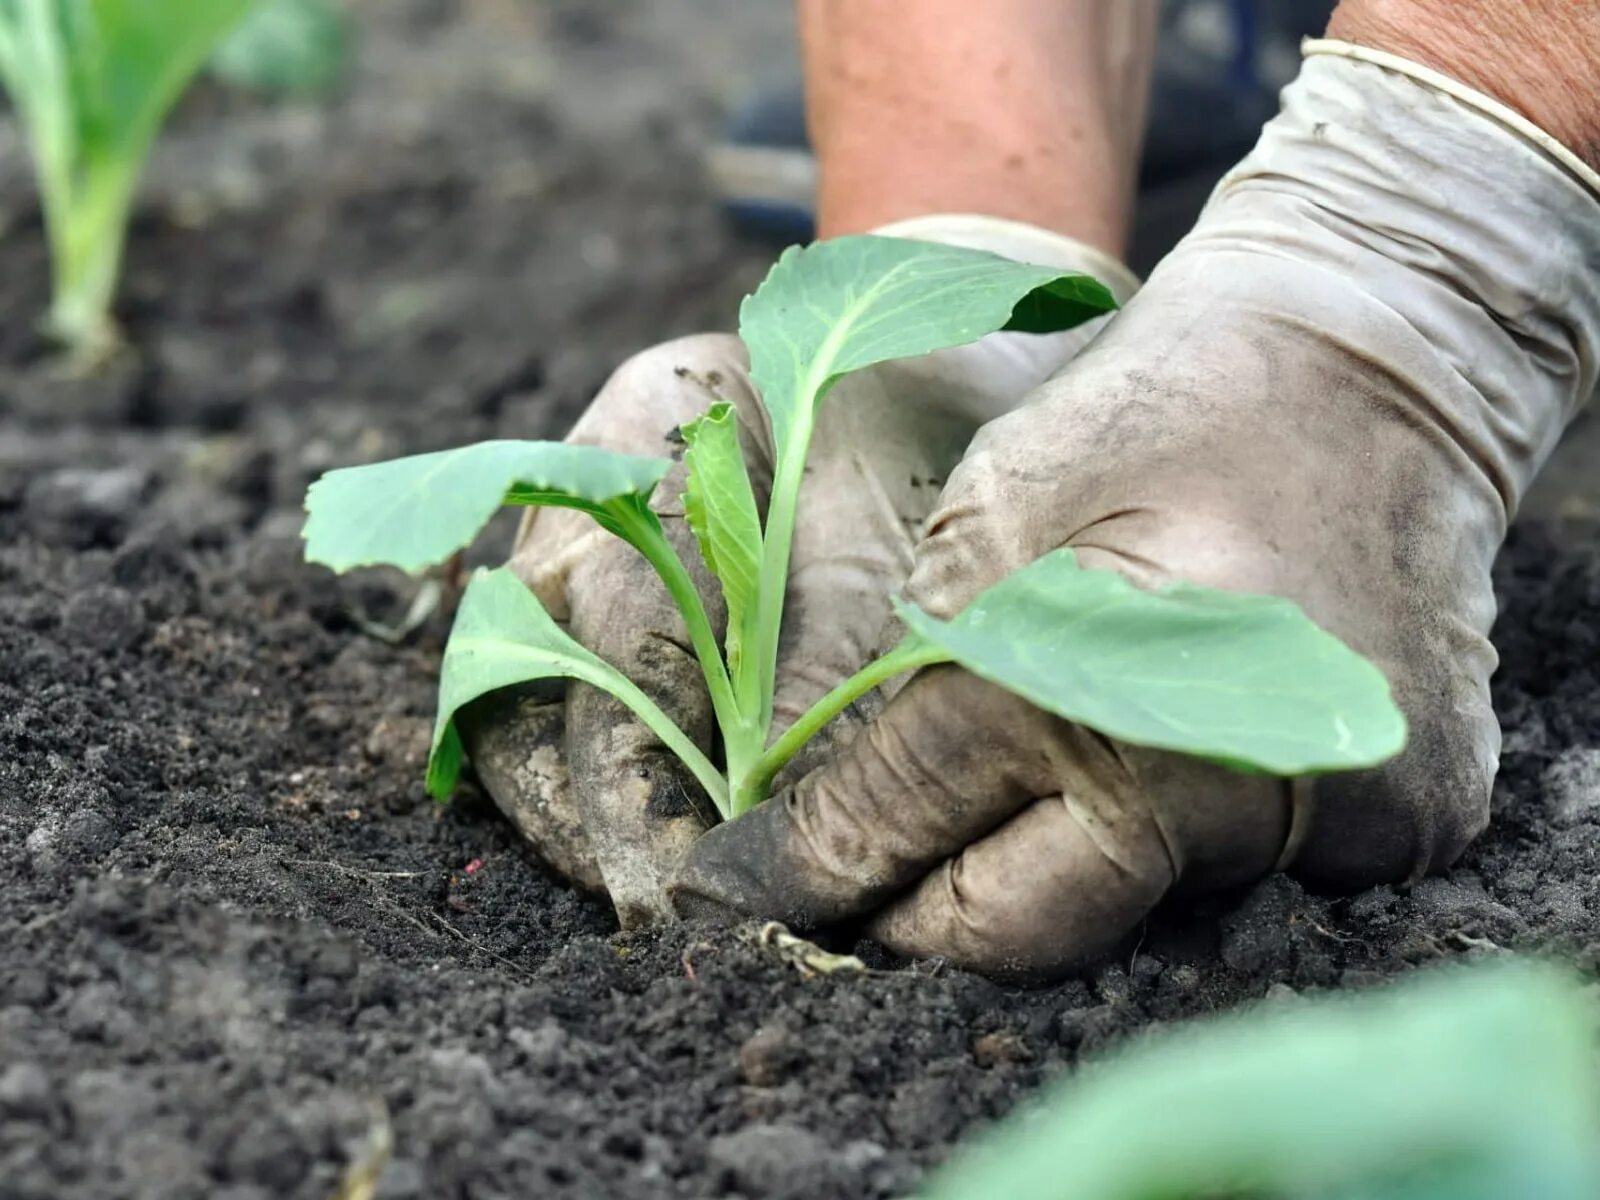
[799,0,1154,249]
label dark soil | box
[3,4,1599,1199]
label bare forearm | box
[798,0,1156,253]
[1328,0,1600,166]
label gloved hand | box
[670,45,1600,978]
[459,216,1138,927]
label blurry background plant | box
[923,961,1600,1200]
[211,0,348,98]
[0,0,346,364]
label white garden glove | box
[670,45,1600,977]
[458,217,1137,927]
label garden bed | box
[3,3,1599,1197]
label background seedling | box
[0,0,255,359]
[923,961,1600,1200]
[304,235,1407,820]
[211,0,348,97]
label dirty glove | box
[459,216,1137,927]
[671,45,1600,977]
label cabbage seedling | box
[0,0,253,357]
[303,236,1406,819]
[924,962,1600,1200]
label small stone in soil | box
[739,1024,802,1087]
[24,464,151,546]
[707,1122,838,1195]
[972,1030,1032,1067]
[61,584,146,653]
[0,1063,52,1120]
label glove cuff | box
[1303,38,1600,200]
[1188,47,1600,515]
[870,213,1141,304]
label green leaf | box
[427,567,618,800]
[922,962,1600,1200]
[0,1,254,161]
[302,437,743,758]
[895,550,1406,775]
[302,439,672,574]
[740,235,1119,734]
[680,403,763,675]
[427,567,727,813]
[211,0,348,97]
[738,235,1117,462]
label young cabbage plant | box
[0,0,253,357]
[303,235,1407,820]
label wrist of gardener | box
[800,2,1155,252]
[1327,0,1600,168]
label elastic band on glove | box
[1304,38,1600,201]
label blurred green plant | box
[923,961,1600,1200]
[0,0,253,360]
[211,0,348,97]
